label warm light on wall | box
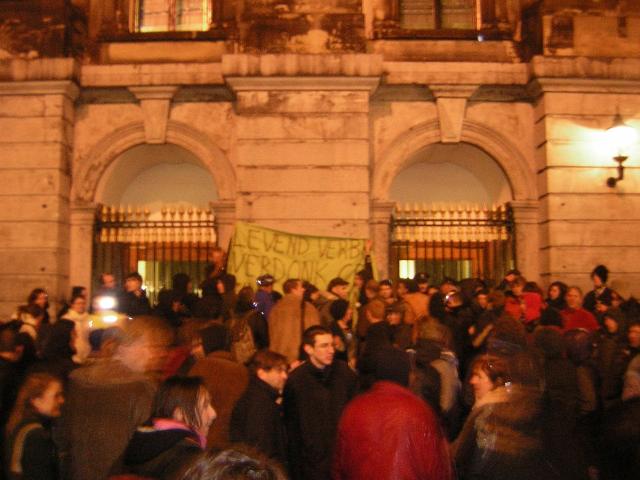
[605,114,638,188]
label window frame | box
[375,0,505,41]
[130,0,213,33]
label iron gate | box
[92,205,218,305]
[390,203,515,285]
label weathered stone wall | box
[0,71,77,315]
[532,57,640,297]
[225,55,380,240]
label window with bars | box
[401,0,477,30]
[134,0,211,32]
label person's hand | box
[365,239,372,255]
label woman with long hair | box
[13,289,51,326]
[546,281,568,311]
[5,373,64,480]
[122,375,216,479]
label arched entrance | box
[92,144,219,302]
[371,119,538,282]
[69,121,237,299]
[388,143,515,284]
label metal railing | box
[390,202,515,284]
[93,204,218,305]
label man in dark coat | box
[230,350,288,466]
[283,325,357,480]
[583,264,613,314]
[119,271,152,317]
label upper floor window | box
[401,0,478,30]
[133,0,212,32]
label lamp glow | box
[606,115,638,154]
[605,115,638,188]
[95,295,116,310]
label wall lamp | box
[606,114,638,188]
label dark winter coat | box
[593,329,627,408]
[123,425,203,480]
[583,287,613,314]
[283,360,357,480]
[230,377,287,465]
[5,416,58,480]
[119,291,151,317]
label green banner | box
[227,222,367,292]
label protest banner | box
[227,222,368,292]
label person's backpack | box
[231,312,256,364]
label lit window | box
[134,0,211,32]
[401,0,477,30]
[399,260,416,279]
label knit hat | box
[327,277,349,292]
[591,265,609,284]
[256,274,275,287]
[370,346,411,387]
[330,299,350,321]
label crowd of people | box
[1,246,639,480]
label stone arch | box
[372,119,536,201]
[73,120,236,203]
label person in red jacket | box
[332,347,452,480]
[561,286,599,332]
[503,276,543,326]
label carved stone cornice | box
[527,77,640,98]
[370,200,396,224]
[222,54,384,78]
[509,200,539,224]
[225,76,381,94]
[0,80,79,99]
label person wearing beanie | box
[333,346,452,480]
[254,274,276,323]
[414,272,430,294]
[583,264,613,314]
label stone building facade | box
[0,0,639,315]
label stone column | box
[509,200,540,283]
[370,200,395,279]
[69,202,98,296]
[0,77,78,316]
[210,199,236,252]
